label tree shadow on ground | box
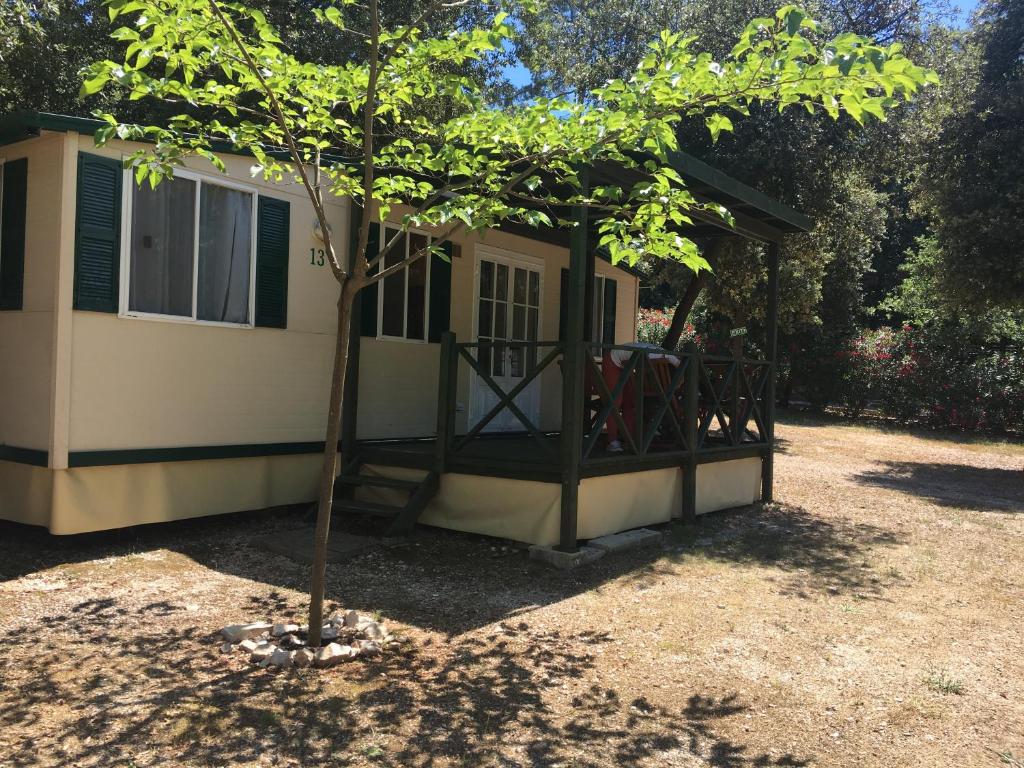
[0,505,310,583]
[639,502,904,601]
[0,492,906,637]
[0,596,808,768]
[0,494,901,766]
[853,461,1024,513]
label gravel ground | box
[0,411,1021,767]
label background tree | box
[85,0,930,643]
[913,0,1024,311]
[512,0,944,363]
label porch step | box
[358,444,436,471]
[332,499,403,518]
[334,474,421,491]
[331,452,439,536]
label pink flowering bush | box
[834,324,1024,432]
[636,308,673,345]
[636,308,703,351]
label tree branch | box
[206,0,344,281]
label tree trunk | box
[307,278,356,648]
[662,271,707,351]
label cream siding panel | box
[0,134,68,452]
[69,312,337,450]
[696,457,762,514]
[0,312,54,451]
[47,454,321,534]
[4,133,65,312]
[68,136,349,451]
[356,339,440,439]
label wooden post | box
[340,202,363,461]
[762,240,780,502]
[731,344,742,444]
[559,168,589,552]
[583,248,596,342]
[682,342,698,523]
[435,331,457,473]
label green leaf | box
[705,113,734,142]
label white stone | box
[269,648,294,668]
[221,622,273,643]
[293,648,315,668]
[342,610,361,628]
[363,622,387,641]
[327,612,347,627]
[355,639,381,657]
[220,642,233,654]
[239,639,259,653]
[250,641,275,663]
[320,625,340,641]
[314,643,348,668]
[271,623,299,638]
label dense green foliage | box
[512,0,1023,432]
[80,0,928,276]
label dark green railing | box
[434,333,771,474]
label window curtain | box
[129,178,196,316]
[198,184,253,323]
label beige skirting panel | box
[0,460,55,528]
[2,454,763,539]
[362,457,763,547]
[696,457,763,515]
[1,453,324,534]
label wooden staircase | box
[331,450,439,536]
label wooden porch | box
[337,154,807,549]
[340,337,776,543]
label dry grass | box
[0,411,1022,767]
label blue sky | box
[500,0,981,90]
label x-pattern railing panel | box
[444,337,771,469]
[582,344,694,460]
[454,341,562,461]
[696,356,771,449]
[638,354,691,454]
[583,351,642,458]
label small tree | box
[84,0,934,646]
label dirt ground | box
[1,412,1022,767]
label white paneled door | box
[470,249,543,433]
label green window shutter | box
[602,277,617,344]
[255,196,290,328]
[73,153,122,313]
[359,221,379,337]
[428,239,452,343]
[0,158,28,311]
[558,267,569,342]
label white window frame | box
[118,165,260,329]
[375,221,432,344]
[470,244,546,350]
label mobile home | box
[0,112,810,548]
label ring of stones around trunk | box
[221,622,274,643]
[219,612,400,671]
[315,643,357,667]
[250,641,275,664]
